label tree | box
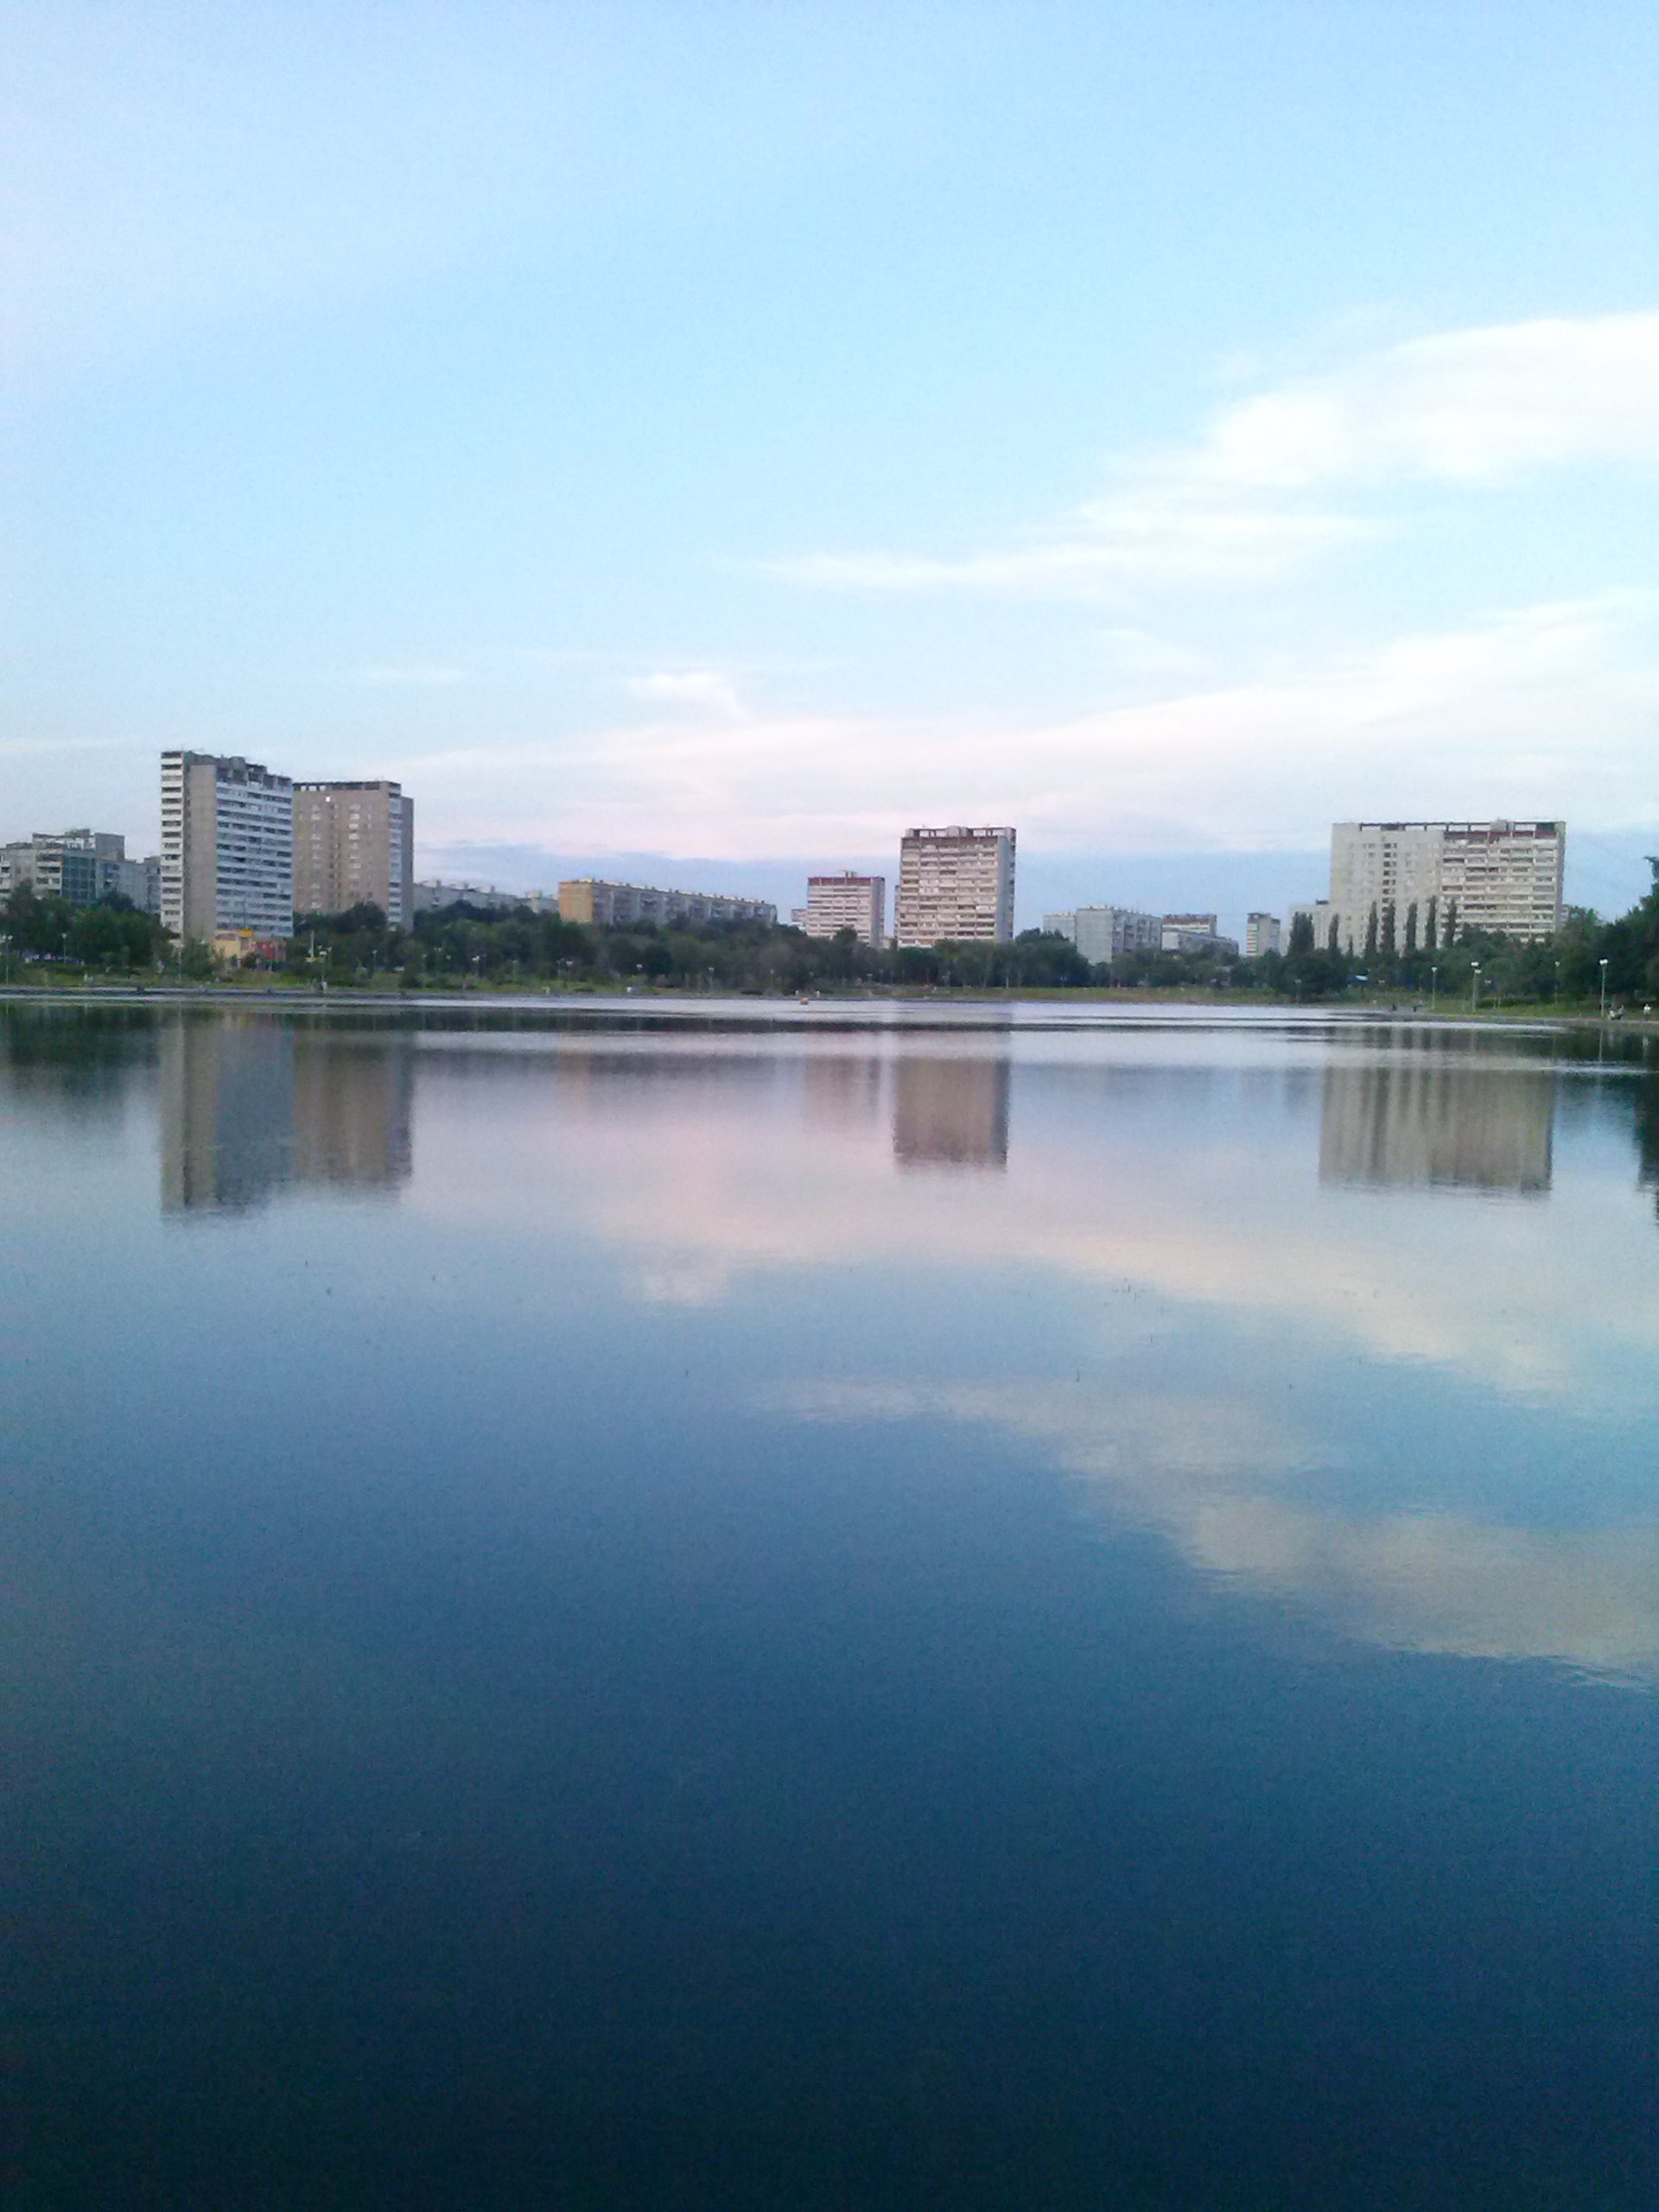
[1403,902,1418,957]
[1287,912,1315,957]
[1364,906,1379,960]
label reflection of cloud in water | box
[772,1380,1659,1680]
[407,1039,1659,1399]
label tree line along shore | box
[3,865,1657,1008]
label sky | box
[6,1,1658,931]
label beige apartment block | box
[800,873,887,944]
[1321,820,1566,950]
[293,781,414,926]
[557,879,777,927]
[161,752,294,941]
[894,827,1015,947]
[1438,821,1565,942]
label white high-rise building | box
[1311,820,1566,951]
[1246,912,1282,957]
[799,873,887,944]
[894,828,1015,948]
[161,753,295,942]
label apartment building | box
[1246,912,1282,957]
[293,780,414,926]
[1289,899,1336,949]
[894,827,1015,948]
[557,879,778,928]
[412,881,540,915]
[1160,914,1239,957]
[0,830,159,912]
[1042,905,1162,964]
[798,873,887,944]
[1313,820,1566,951]
[161,753,294,941]
[1438,821,1565,942]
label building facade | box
[798,873,887,944]
[292,780,414,926]
[411,881,541,915]
[1160,914,1239,957]
[161,753,295,942]
[1314,820,1566,951]
[1289,899,1337,950]
[0,830,159,911]
[1437,821,1565,942]
[557,880,778,928]
[894,828,1015,948]
[1042,905,1162,964]
[1246,912,1282,957]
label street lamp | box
[1429,962,1440,1011]
[1471,962,1481,1014]
[1599,958,1610,1020]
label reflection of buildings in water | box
[291,1039,413,1190]
[161,1016,412,1212]
[802,1052,883,1132]
[893,1052,1010,1170]
[1637,1071,1659,1219]
[1319,1056,1554,1193]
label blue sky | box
[6,2,1658,928]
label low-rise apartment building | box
[558,880,778,928]
[1042,906,1162,964]
[1,830,160,912]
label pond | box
[4,999,1656,2209]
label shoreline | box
[2,979,1653,1032]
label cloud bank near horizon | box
[395,587,1659,864]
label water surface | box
[4,1000,1657,2209]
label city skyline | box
[6,6,1657,928]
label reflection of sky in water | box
[9,1004,1651,1674]
[5,1002,1659,2207]
[406,1018,1657,1675]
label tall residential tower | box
[894,827,1016,948]
[293,780,414,925]
[160,753,295,942]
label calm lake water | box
[4,998,1657,2210]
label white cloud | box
[393,590,1659,857]
[626,670,747,715]
[774,311,1659,600]
[352,664,466,687]
[1190,311,1659,488]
